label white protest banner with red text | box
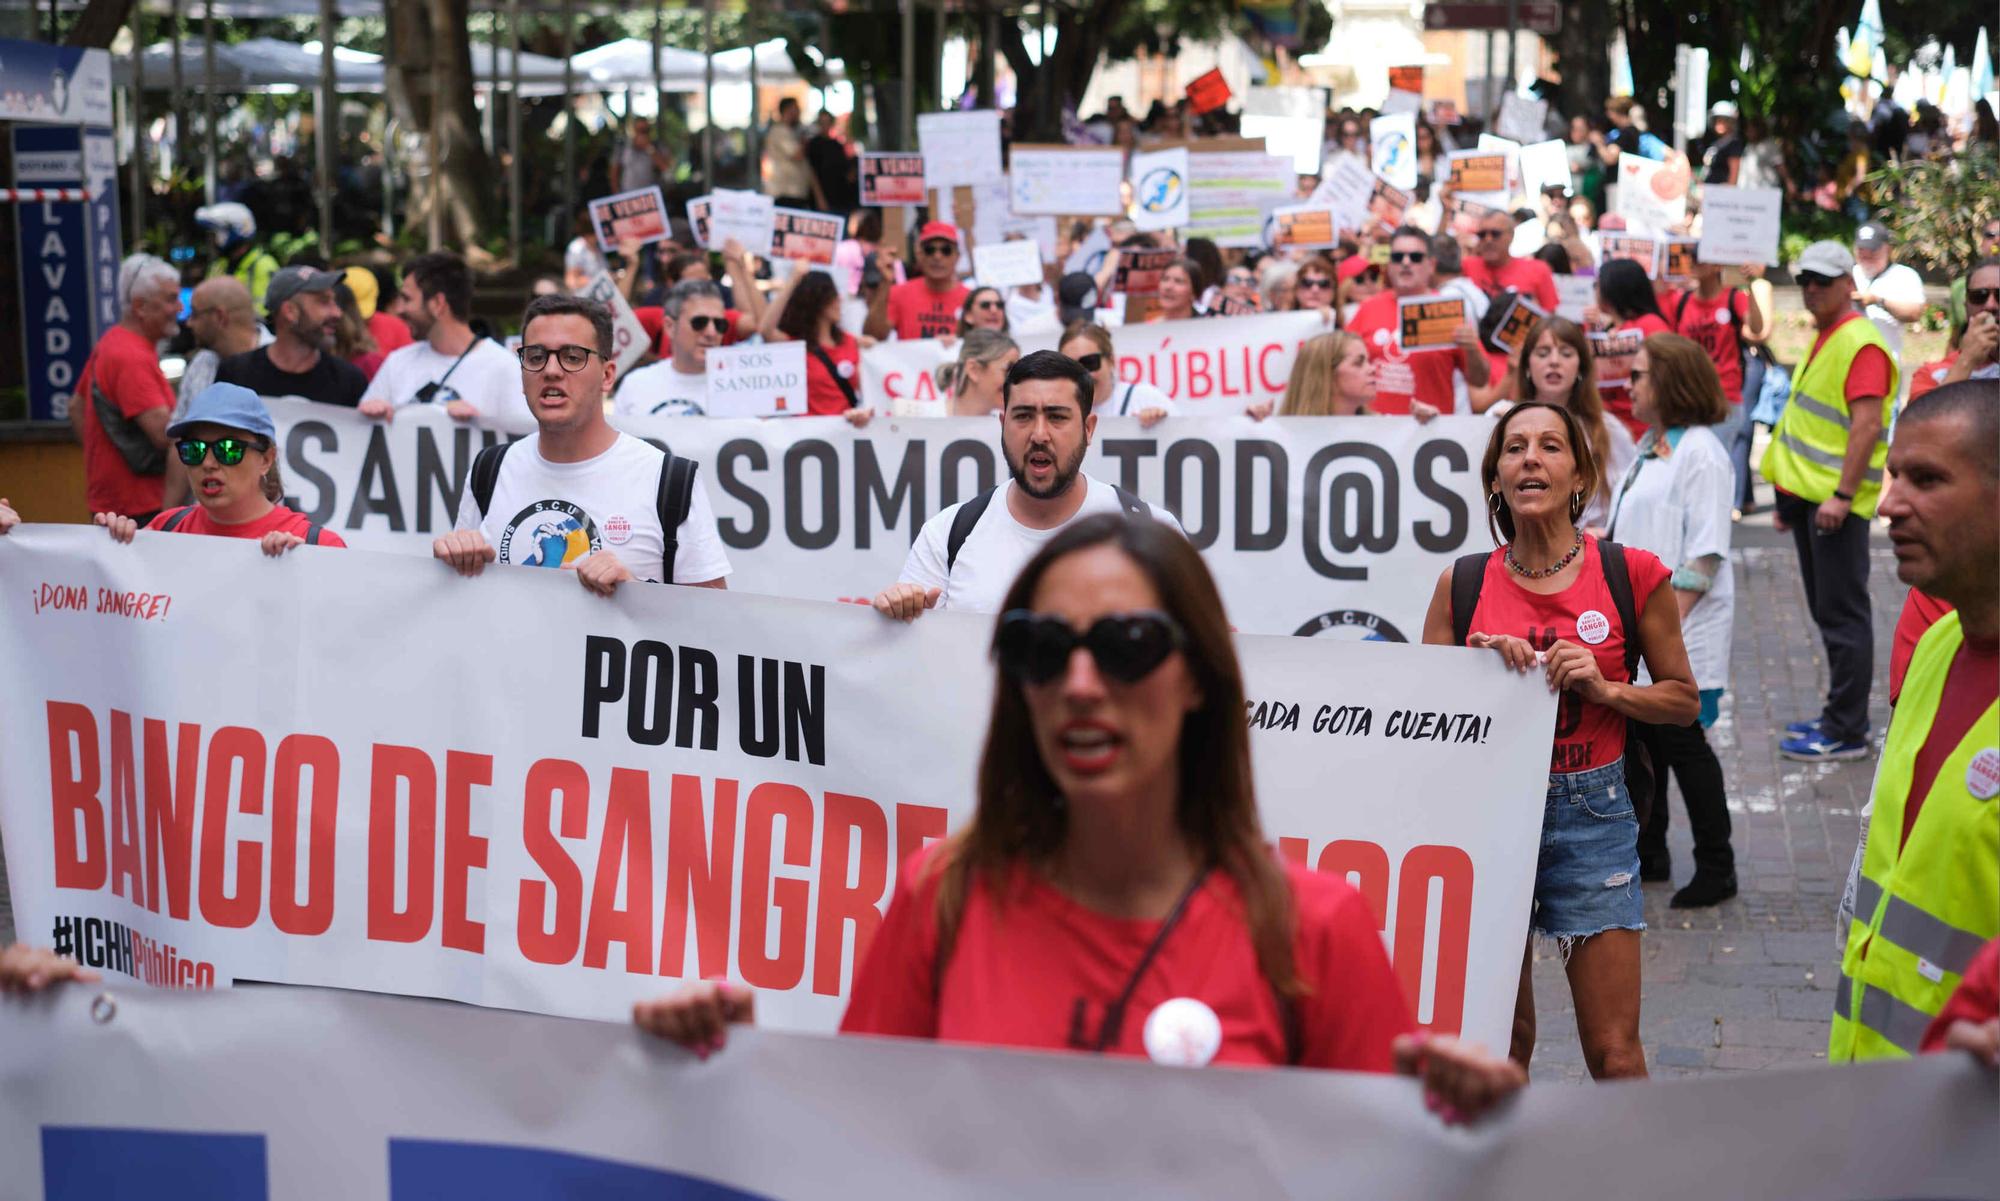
[254,399,1493,640]
[0,527,1548,1048]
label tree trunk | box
[385,0,495,252]
[62,0,135,47]
[1551,2,1614,125]
[988,0,1126,142]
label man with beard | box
[359,251,530,427]
[431,295,731,595]
[216,267,367,407]
[874,350,1183,619]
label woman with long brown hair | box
[638,515,1524,1117]
[1281,330,1437,420]
[1499,317,1636,528]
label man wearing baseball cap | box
[1701,101,1744,186]
[1762,240,1897,762]
[866,221,970,341]
[216,266,368,408]
[1852,221,1926,368]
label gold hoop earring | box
[1488,491,1503,515]
[1569,491,1585,521]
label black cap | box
[265,265,344,311]
[1057,272,1100,326]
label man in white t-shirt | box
[874,350,1182,619]
[614,280,725,417]
[1851,222,1926,368]
[358,251,531,428]
[432,295,731,595]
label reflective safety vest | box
[1830,612,2000,1060]
[1760,315,1897,518]
[207,247,281,316]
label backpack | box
[157,505,328,544]
[468,441,699,582]
[944,483,1150,571]
[1673,287,1745,364]
[1448,539,1657,827]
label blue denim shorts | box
[1532,758,1646,941]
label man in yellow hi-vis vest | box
[1763,240,1897,763]
[1831,381,1998,1061]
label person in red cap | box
[1345,226,1489,415]
[867,221,971,341]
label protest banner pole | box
[508,0,522,261]
[202,0,217,203]
[317,0,335,255]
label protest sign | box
[1697,185,1783,266]
[253,398,1491,641]
[1590,328,1645,388]
[1114,246,1180,295]
[684,196,712,247]
[1429,98,1461,127]
[12,987,1993,1201]
[1241,85,1327,174]
[588,186,669,252]
[1186,66,1231,114]
[971,178,1058,264]
[1,522,1552,1048]
[704,189,776,256]
[917,109,1003,188]
[1270,204,1340,250]
[1554,274,1595,322]
[1600,233,1661,278]
[1368,177,1412,229]
[1008,144,1125,216]
[704,341,810,418]
[859,153,926,207]
[578,269,653,374]
[1446,195,1504,237]
[1446,151,1508,195]
[1613,153,1688,233]
[1310,154,1376,229]
[1389,64,1425,94]
[1496,92,1549,144]
[1488,296,1548,356]
[1659,236,1698,284]
[1379,88,1423,117]
[771,208,842,265]
[1517,138,1571,196]
[971,237,1045,289]
[1370,113,1418,190]
[1185,143,1296,248]
[1063,225,1113,276]
[1129,146,1191,232]
[1399,295,1467,352]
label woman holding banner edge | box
[1421,402,1699,1081]
[637,514,1526,1122]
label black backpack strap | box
[1449,552,1488,648]
[1673,289,1691,327]
[945,486,999,571]
[469,440,513,518]
[1112,485,1148,519]
[304,524,324,546]
[655,453,699,582]
[1727,286,1745,358]
[1596,539,1642,681]
[806,340,862,410]
[157,505,198,532]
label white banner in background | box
[5,988,1996,1201]
[0,528,1550,1048]
[258,400,1494,638]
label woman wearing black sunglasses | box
[635,515,1525,1121]
[1058,322,1174,427]
[92,383,344,554]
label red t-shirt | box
[1464,255,1560,313]
[1807,310,1894,403]
[1673,289,1753,402]
[1890,589,1957,703]
[642,308,747,358]
[886,280,970,341]
[349,350,386,382]
[77,325,176,517]
[1900,632,1999,849]
[145,503,348,547]
[840,850,1416,1072]
[1597,313,1673,439]
[804,335,863,415]
[1349,291,1464,415]
[1908,353,1957,400]
[367,312,414,357]
[1465,538,1672,773]
[1920,937,1999,1054]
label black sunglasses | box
[1475,229,1509,241]
[1796,271,1839,288]
[1389,251,1428,264]
[974,299,1003,310]
[174,436,268,467]
[1072,352,1106,372]
[1967,287,1998,305]
[1297,276,1333,289]
[682,315,726,332]
[995,610,1185,686]
[920,241,958,256]
[517,344,602,372]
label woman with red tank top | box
[1422,402,1698,1082]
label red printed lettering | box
[367,745,435,943]
[1391,844,1475,1035]
[108,710,142,902]
[518,757,589,964]
[196,726,265,929]
[270,734,340,936]
[583,768,655,974]
[441,751,491,954]
[738,782,812,990]
[812,792,888,995]
[660,774,737,980]
[47,701,105,890]
[142,718,200,918]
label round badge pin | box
[1967,748,2000,801]
[1371,327,1391,347]
[1576,609,1611,645]
[603,515,633,545]
[1142,997,1223,1067]
[1715,309,1731,326]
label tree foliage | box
[1863,147,2000,278]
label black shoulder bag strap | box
[304,524,325,546]
[1673,289,1691,328]
[1111,485,1148,519]
[158,505,198,532]
[944,485,999,571]
[1597,538,1655,827]
[1597,539,1642,683]
[807,340,862,410]
[655,454,699,582]
[1449,552,1489,648]
[469,440,515,518]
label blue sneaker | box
[1780,734,1872,762]
[1783,717,1824,738]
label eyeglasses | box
[920,241,958,256]
[174,436,268,467]
[1796,272,1838,289]
[1072,352,1106,372]
[1226,274,1255,286]
[1627,368,1648,381]
[1475,229,1510,241]
[974,300,1003,310]
[1388,251,1428,264]
[1967,287,1999,305]
[682,315,726,332]
[1297,276,1333,290]
[995,609,1185,686]
[517,344,601,372]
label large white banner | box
[0,528,1550,1048]
[264,399,1494,639]
[3,985,1995,1200]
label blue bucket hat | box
[167,382,276,441]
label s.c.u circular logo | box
[499,500,601,568]
[1137,167,1185,216]
[1293,609,1408,641]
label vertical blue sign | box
[12,123,118,423]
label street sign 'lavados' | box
[1423,2,1561,34]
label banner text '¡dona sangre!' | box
[40,701,940,997]
[278,423,1476,582]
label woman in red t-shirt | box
[638,515,1524,1121]
[92,383,346,554]
[1589,259,1674,439]
[764,269,876,425]
[1422,402,1698,1082]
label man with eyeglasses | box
[867,221,970,341]
[1912,258,2000,400]
[359,252,530,428]
[1345,226,1489,416]
[175,276,268,416]
[1463,210,1560,313]
[1762,241,1897,762]
[615,280,728,417]
[433,295,730,595]
[1946,220,2000,332]
[216,266,368,409]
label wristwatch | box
[1832,489,1854,502]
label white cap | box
[1710,100,1740,120]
